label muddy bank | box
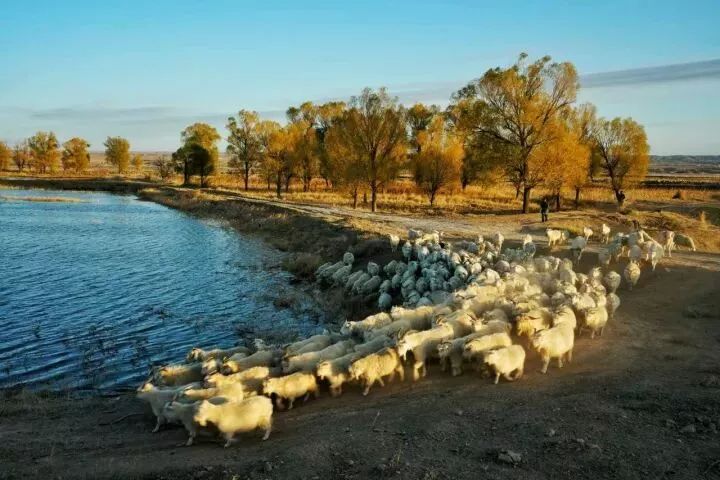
[138,187,400,324]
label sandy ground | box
[2,189,720,480]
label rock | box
[455,409,464,416]
[263,462,273,473]
[346,460,355,467]
[497,450,522,465]
[546,429,556,437]
[700,375,720,388]
[665,419,677,428]
[575,438,586,446]
[376,464,387,473]
[680,424,696,434]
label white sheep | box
[583,227,594,241]
[531,323,574,373]
[658,230,675,257]
[482,345,526,384]
[284,334,335,357]
[674,233,696,252]
[186,345,251,363]
[222,349,280,374]
[546,229,563,248]
[343,252,355,265]
[353,335,395,356]
[136,382,202,432]
[606,292,621,320]
[348,347,405,396]
[378,292,392,311]
[603,271,621,294]
[397,324,453,380]
[597,248,611,267]
[388,234,400,252]
[162,397,231,446]
[390,305,434,331]
[408,228,423,241]
[600,224,611,244]
[552,305,577,330]
[176,382,245,403]
[315,352,361,397]
[628,245,643,263]
[205,366,278,395]
[623,261,641,290]
[515,308,552,337]
[570,236,587,264]
[263,371,319,410]
[462,332,513,367]
[194,396,273,447]
[282,340,354,373]
[491,232,504,251]
[581,306,608,338]
[153,362,204,387]
[644,241,664,271]
[341,312,393,336]
[401,241,413,260]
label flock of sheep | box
[137,222,696,448]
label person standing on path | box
[540,197,549,223]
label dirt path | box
[2,188,720,479]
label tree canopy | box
[62,137,91,172]
[104,136,131,173]
[28,131,61,174]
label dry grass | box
[0,195,87,203]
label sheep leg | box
[541,357,549,374]
[599,326,605,337]
[377,377,385,387]
[395,365,405,382]
[362,377,374,396]
[567,348,573,363]
[261,418,272,441]
[513,368,524,380]
[223,434,236,448]
[557,355,564,368]
[186,432,195,447]
[288,397,295,410]
[152,416,163,433]
[493,372,500,384]
[274,397,284,410]
[503,372,516,382]
[303,392,310,402]
[412,364,421,382]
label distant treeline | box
[0,53,651,212]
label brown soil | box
[2,184,720,480]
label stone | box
[497,450,522,465]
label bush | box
[672,190,685,200]
[281,252,323,279]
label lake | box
[0,188,323,390]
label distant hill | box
[651,155,720,165]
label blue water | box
[0,189,322,390]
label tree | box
[259,121,296,199]
[12,142,30,172]
[452,53,579,212]
[187,144,214,187]
[411,116,463,206]
[329,88,407,212]
[181,123,221,182]
[0,141,10,171]
[61,137,90,173]
[28,131,61,174]
[569,103,599,207]
[325,121,365,208]
[172,147,191,185]
[315,101,346,188]
[226,110,262,190]
[537,119,590,210]
[286,102,320,192]
[104,136,131,173]
[592,117,650,204]
[407,103,439,155]
[132,153,144,172]
[153,155,174,181]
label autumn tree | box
[28,131,61,174]
[325,122,365,207]
[329,88,406,212]
[592,117,650,205]
[569,103,599,207]
[181,123,221,182]
[259,121,297,198]
[411,116,463,206]
[132,153,144,172]
[0,141,10,171]
[537,119,590,210]
[61,137,90,172]
[315,101,346,187]
[187,144,214,187]
[172,147,191,185]
[452,53,579,212]
[153,155,174,181]
[286,102,318,192]
[226,110,262,190]
[12,142,30,172]
[407,103,439,156]
[104,136,131,173]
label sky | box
[1,0,718,155]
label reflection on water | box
[0,189,322,390]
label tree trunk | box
[574,187,581,209]
[429,189,436,207]
[371,182,377,213]
[183,161,190,186]
[244,169,249,191]
[522,186,531,213]
[555,192,561,211]
[275,173,282,199]
[352,187,358,209]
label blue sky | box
[1,0,718,154]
